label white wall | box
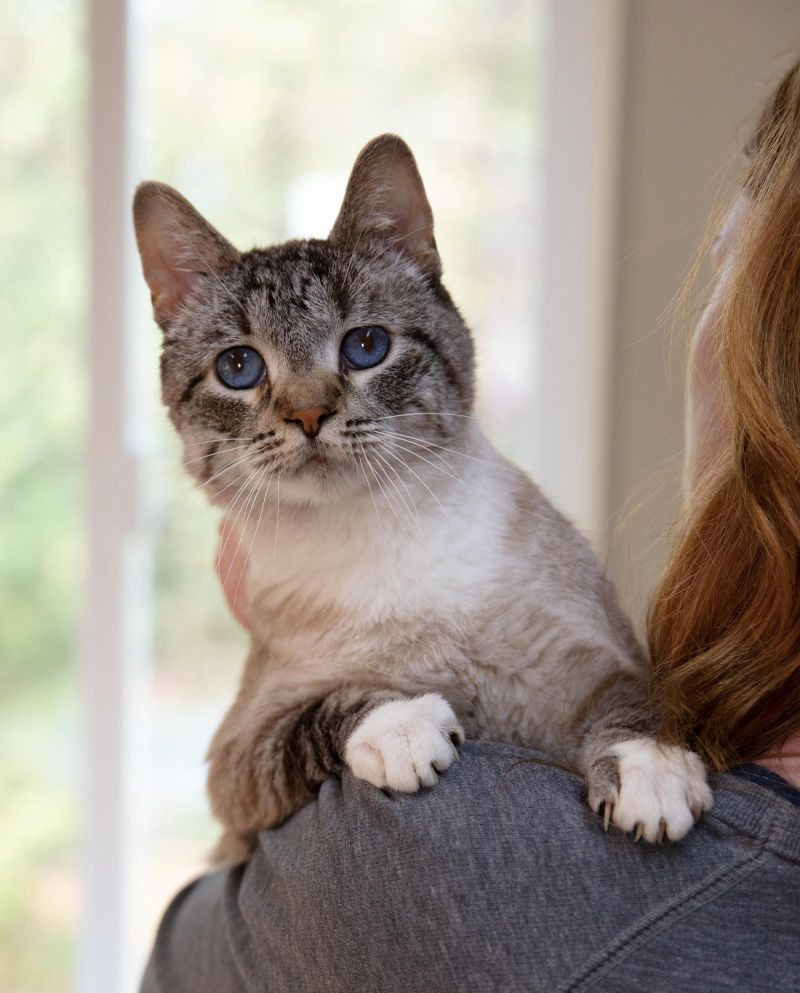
[604,0,800,628]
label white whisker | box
[377,438,463,485]
[369,447,421,537]
[179,442,254,470]
[179,436,257,447]
[376,442,456,533]
[356,450,382,531]
[381,429,527,478]
[196,446,268,497]
[362,451,413,540]
[379,432,463,480]
[366,435,557,527]
[217,465,264,576]
[221,463,268,591]
[233,468,273,608]
[370,411,479,422]
[272,474,282,570]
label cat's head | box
[133,134,475,509]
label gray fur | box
[133,135,677,863]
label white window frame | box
[79,2,627,988]
[535,0,626,549]
[82,1,141,990]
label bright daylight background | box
[1,1,543,989]
[7,0,794,989]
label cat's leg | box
[570,672,713,843]
[207,686,463,849]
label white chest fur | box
[244,443,514,632]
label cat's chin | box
[278,456,365,507]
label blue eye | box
[341,326,390,370]
[215,347,266,390]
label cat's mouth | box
[291,449,336,478]
[276,444,365,504]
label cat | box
[133,134,712,863]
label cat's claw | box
[344,693,464,793]
[588,739,712,844]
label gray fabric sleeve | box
[140,869,242,993]
[140,741,800,993]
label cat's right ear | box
[132,182,240,326]
[329,134,441,278]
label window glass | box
[0,2,85,990]
[132,0,544,969]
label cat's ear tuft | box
[132,182,240,325]
[329,134,440,278]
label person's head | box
[648,62,800,770]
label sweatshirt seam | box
[556,846,769,993]
[718,778,800,820]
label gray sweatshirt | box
[141,741,800,992]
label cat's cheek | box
[344,693,464,793]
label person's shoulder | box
[276,739,800,917]
[143,741,800,993]
[330,739,590,849]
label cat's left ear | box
[133,181,240,326]
[329,134,441,279]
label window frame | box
[80,2,627,986]
[82,0,142,990]
[535,0,626,548]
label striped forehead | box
[237,243,348,369]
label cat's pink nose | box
[284,406,334,439]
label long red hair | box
[648,63,800,770]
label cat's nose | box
[284,406,335,439]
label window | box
[134,0,543,980]
[0,2,84,990]
[2,2,628,989]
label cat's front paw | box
[344,693,464,793]
[587,739,712,843]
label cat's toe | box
[344,693,463,793]
[591,797,617,833]
[346,740,388,789]
[586,752,621,820]
[604,739,712,843]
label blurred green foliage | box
[0,0,85,696]
[1,0,540,989]
[0,2,84,989]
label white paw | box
[344,694,464,793]
[608,739,713,842]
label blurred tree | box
[0,2,84,990]
[0,0,541,988]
